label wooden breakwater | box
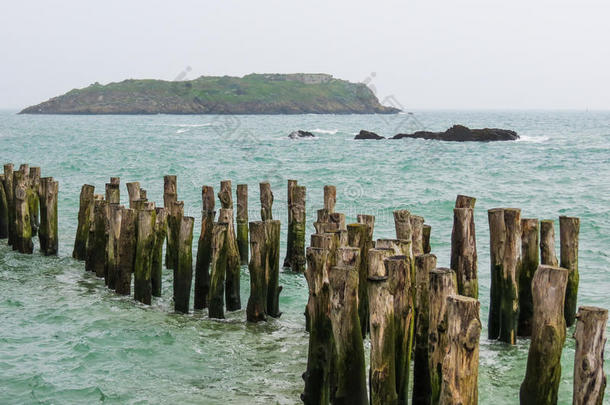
[1,162,606,404]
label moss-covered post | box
[265,219,282,318]
[422,224,431,254]
[518,218,539,337]
[151,207,167,297]
[12,171,33,253]
[28,167,40,236]
[324,185,336,213]
[286,184,306,272]
[208,222,228,319]
[329,262,368,405]
[519,265,568,405]
[173,216,194,313]
[91,199,108,277]
[85,194,103,272]
[394,209,412,242]
[368,248,397,405]
[540,220,558,266]
[134,208,156,305]
[429,268,457,404]
[487,208,505,339]
[451,207,478,298]
[163,175,178,269]
[195,186,215,309]
[116,208,136,295]
[236,184,249,265]
[499,208,521,344]
[247,221,267,322]
[126,182,140,209]
[106,204,122,289]
[560,215,580,327]
[412,254,437,405]
[73,184,95,260]
[411,215,425,256]
[283,179,297,267]
[38,177,58,256]
[219,206,241,312]
[3,164,15,245]
[573,306,608,405]
[302,247,332,405]
[105,182,120,204]
[439,295,481,405]
[347,223,371,338]
[357,214,375,240]
[260,182,273,221]
[0,174,8,239]
[168,200,184,271]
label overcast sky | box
[1,0,608,110]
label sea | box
[0,109,609,404]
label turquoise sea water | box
[0,110,609,404]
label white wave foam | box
[311,128,338,134]
[176,128,189,134]
[516,135,550,143]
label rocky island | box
[353,125,519,142]
[20,73,400,115]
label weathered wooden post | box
[247,221,267,322]
[324,185,336,213]
[429,268,457,405]
[164,175,178,269]
[499,208,521,344]
[394,209,412,242]
[412,253,437,405]
[208,222,228,319]
[260,182,273,221]
[357,214,375,241]
[0,174,8,239]
[151,207,167,297]
[195,186,215,309]
[285,184,306,272]
[573,306,608,405]
[91,199,108,277]
[422,224,431,254]
[329,262,368,405]
[519,265,568,405]
[85,194,103,271]
[38,177,58,256]
[3,164,15,245]
[265,220,282,318]
[106,204,122,289]
[347,223,371,338]
[173,216,194,313]
[540,219,558,266]
[451,207,478,298]
[28,167,40,236]
[105,182,120,204]
[368,248,397,405]
[376,239,411,257]
[13,171,33,253]
[560,215,580,327]
[283,179,297,267]
[236,184,248,265]
[302,247,332,405]
[110,177,120,185]
[168,200,184,271]
[439,295,481,405]
[126,182,141,209]
[411,215,425,256]
[518,218,539,337]
[487,208,505,339]
[134,208,156,305]
[218,180,241,312]
[116,208,136,295]
[73,184,95,260]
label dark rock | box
[392,125,519,142]
[288,130,316,139]
[354,130,385,140]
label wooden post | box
[265,219,282,318]
[411,215,425,256]
[394,209,412,241]
[140,189,147,200]
[167,200,184,272]
[116,208,136,295]
[173,216,194,313]
[3,164,15,245]
[219,207,241,312]
[151,207,167,297]
[164,175,178,269]
[498,208,521,344]
[105,182,120,204]
[28,167,41,236]
[126,182,140,209]
[573,306,608,405]
[429,268,457,404]
[519,265,568,405]
[286,184,306,272]
[368,249,396,405]
[195,186,215,309]
[73,184,95,260]
[260,182,273,221]
[324,185,336,213]
[560,215,580,327]
[347,223,371,338]
[106,204,122,289]
[385,255,414,405]
[12,171,33,253]
[329,263,368,405]
[439,295,481,405]
[302,247,332,405]
[518,218,539,337]
[38,177,58,256]
[236,184,248,265]
[91,199,108,277]
[487,208,505,339]
[540,220,558,266]
[85,194,103,271]
[412,254,437,405]
[376,238,411,257]
[422,224,431,254]
[283,179,297,267]
[451,207,478,298]
[247,221,267,322]
[357,214,375,241]
[134,208,156,305]
[110,177,120,185]
[208,222,228,319]
[0,174,8,239]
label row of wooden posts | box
[0,163,58,255]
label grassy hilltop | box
[20,73,400,115]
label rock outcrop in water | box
[288,130,316,139]
[392,125,519,142]
[354,130,385,140]
[20,73,401,115]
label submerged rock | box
[392,125,519,142]
[354,130,385,140]
[288,130,316,139]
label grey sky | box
[1,0,608,110]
